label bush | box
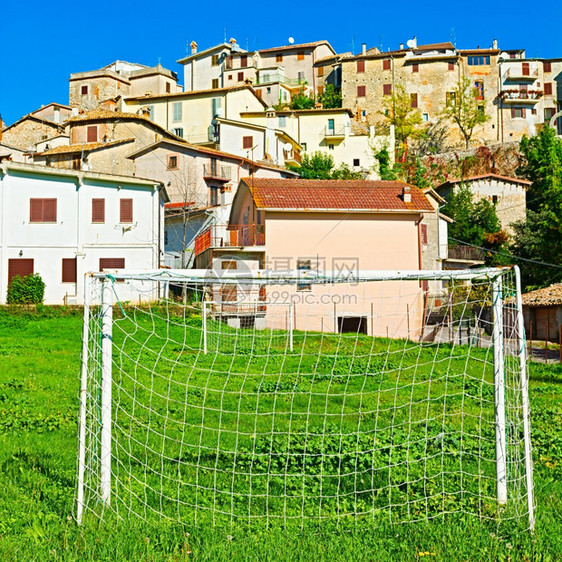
[7,273,45,304]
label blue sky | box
[1,0,561,126]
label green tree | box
[373,148,399,180]
[511,127,562,288]
[289,93,314,110]
[288,151,365,179]
[380,84,423,157]
[318,84,342,109]
[440,76,490,149]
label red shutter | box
[383,84,392,96]
[410,93,418,108]
[62,258,77,283]
[237,72,244,81]
[99,258,125,282]
[357,60,365,73]
[30,198,56,222]
[448,62,455,71]
[522,107,526,118]
[544,83,552,95]
[383,59,391,70]
[544,62,551,73]
[87,126,97,142]
[242,136,253,149]
[412,63,419,73]
[421,223,428,244]
[522,63,529,76]
[120,199,133,223]
[511,107,516,118]
[92,199,105,223]
[357,85,366,97]
[8,258,34,285]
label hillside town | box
[1,35,561,335]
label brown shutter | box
[412,63,419,73]
[522,62,529,76]
[243,136,253,149]
[62,258,77,283]
[120,199,133,223]
[448,62,455,71]
[511,107,516,118]
[87,126,97,142]
[383,59,391,70]
[421,223,428,244]
[410,93,418,108]
[317,65,324,77]
[383,84,392,96]
[44,199,57,222]
[8,258,34,285]
[30,199,43,222]
[237,72,244,81]
[522,107,526,118]
[357,85,366,97]
[99,258,125,282]
[544,61,552,72]
[544,83,552,95]
[92,199,105,223]
[357,60,365,73]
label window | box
[338,316,368,334]
[8,258,33,286]
[328,118,335,132]
[318,65,324,77]
[62,258,77,283]
[317,85,324,95]
[240,55,248,67]
[81,85,88,95]
[474,81,484,100]
[173,127,184,138]
[72,155,81,170]
[544,82,553,96]
[243,136,253,149]
[278,116,286,127]
[172,102,182,122]
[422,113,429,122]
[298,71,305,81]
[297,259,311,291]
[328,144,334,150]
[544,61,552,73]
[210,186,220,206]
[446,91,456,106]
[301,142,307,151]
[522,62,529,76]
[167,154,178,169]
[99,258,125,279]
[383,84,392,96]
[266,87,271,94]
[382,59,391,70]
[478,105,485,117]
[222,285,237,301]
[353,158,360,166]
[448,62,455,71]
[120,199,133,223]
[166,82,171,93]
[492,195,498,205]
[297,51,305,61]
[237,72,244,81]
[357,60,365,72]
[412,63,419,73]
[410,93,418,108]
[467,56,490,66]
[212,97,221,117]
[87,126,97,142]
[92,198,105,223]
[222,260,238,270]
[211,54,220,66]
[545,107,556,121]
[146,105,154,120]
[30,198,57,223]
[212,78,219,89]
[209,158,218,176]
[511,107,526,118]
[228,74,232,80]
[357,85,366,97]
[276,53,283,62]
[226,56,233,69]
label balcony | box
[447,245,485,262]
[254,74,308,88]
[283,148,301,165]
[194,224,265,256]
[499,89,543,104]
[203,164,231,182]
[503,67,539,81]
[322,126,346,140]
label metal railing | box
[323,126,346,138]
[203,164,231,180]
[194,224,265,256]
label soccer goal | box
[76,267,534,530]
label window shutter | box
[92,199,105,223]
[544,61,552,72]
[357,60,365,73]
[448,62,455,71]
[30,199,43,222]
[383,59,391,70]
[238,72,244,81]
[511,107,516,118]
[62,258,77,283]
[120,199,133,223]
[241,55,248,67]
[317,65,324,77]
[357,85,366,97]
[544,83,552,95]
[522,62,529,76]
[44,199,57,222]
[8,259,34,285]
[412,63,419,73]
[87,126,97,142]
[243,136,253,149]
[522,107,526,118]
[383,84,392,96]
[421,224,428,244]
[410,93,418,108]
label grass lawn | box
[0,307,561,560]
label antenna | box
[224,27,227,43]
[450,27,456,47]
[351,36,355,55]
[288,37,294,44]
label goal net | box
[76,267,534,530]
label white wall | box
[0,166,163,304]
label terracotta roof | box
[37,138,135,155]
[415,42,455,51]
[439,174,532,186]
[240,178,433,211]
[65,109,153,124]
[259,40,334,55]
[522,284,562,307]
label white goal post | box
[76,266,534,530]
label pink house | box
[194,178,435,338]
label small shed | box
[522,284,562,342]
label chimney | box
[229,37,237,45]
[362,43,366,55]
[403,186,411,203]
[0,114,3,143]
[400,43,404,50]
[493,38,498,49]
[190,41,198,54]
[412,36,417,49]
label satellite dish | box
[288,37,295,44]
[406,39,416,49]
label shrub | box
[7,273,45,304]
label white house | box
[0,163,167,304]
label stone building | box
[69,61,182,111]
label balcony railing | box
[503,67,539,80]
[194,224,265,256]
[447,245,485,262]
[283,148,301,165]
[499,89,543,103]
[254,74,308,87]
[323,126,346,139]
[203,164,231,181]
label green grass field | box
[0,306,561,560]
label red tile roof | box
[240,178,433,211]
[522,284,562,306]
[439,173,532,186]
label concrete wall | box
[69,74,129,110]
[0,166,162,304]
